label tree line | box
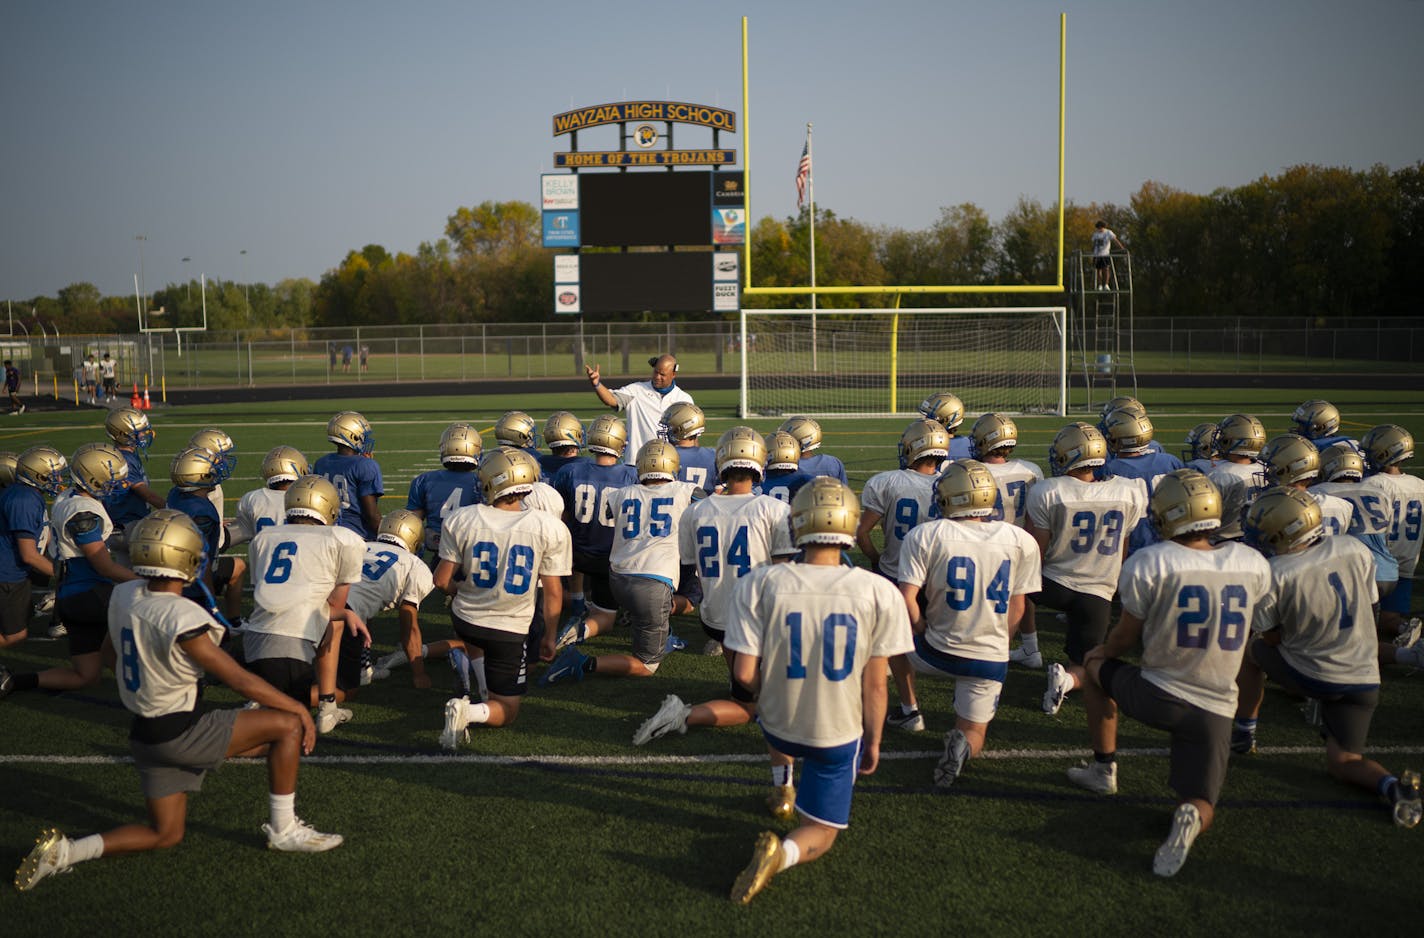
[14,162,1422,334]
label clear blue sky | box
[3,0,1421,300]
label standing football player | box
[660,401,718,495]
[916,392,976,462]
[779,416,849,484]
[313,411,384,540]
[539,411,585,480]
[100,407,166,542]
[1291,399,1357,452]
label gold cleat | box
[730,831,784,905]
[14,827,71,892]
[1394,769,1422,829]
[765,784,796,822]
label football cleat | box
[1392,769,1422,829]
[128,509,206,582]
[634,440,680,483]
[1101,409,1156,456]
[730,831,784,905]
[327,411,375,454]
[1182,422,1220,463]
[1259,433,1320,486]
[104,406,155,451]
[1290,399,1341,441]
[934,460,998,519]
[702,639,724,657]
[900,419,951,466]
[918,392,965,431]
[15,446,69,496]
[260,445,310,486]
[584,414,629,459]
[494,411,538,449]
[1067,760,1118,795]
[1319,442,1364,483]
[660,402,706,442]
[284,475,342,525]
[933,728,972,789]
[448,647,472,697]
[375,648,409,672]
[0,663,14,700]
[778,415,824,453]
[440,697,471,751]
[539,646,588,686]
[553,618,586,652]
[263,818,344,853]
[885,707,926,733]
[632,694,693,745]
[1216,413,1267,458]
[189,428,237,481]
[763,431,801,471]
[790,477,859,548]
[1360,424,1414,471]
[69,442,131,498]
[316,701,352,734]
[1150,469,1222,540]
[1043,662,1072,715]
[970,412,1019,458]
[765,784,797,822]
[439,423,483,467]
[1230,724,1257,755]
[714,426,767,481]
[13,828,72,891]
[478,448,540,502]
[1244,487,1323,557]
[543,411,584,452]
[1047,423,1108,476]
[1153,803,1203,877]
[376,509,424,555]
[170,445,223,492]
[46,623,67,640]
[1008,645,1044,669]
[664,633,686,654]
[1395,618,1423,649]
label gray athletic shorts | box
[129,708,239,800]
[1250,639,1379,753]
[1100,660,1231,805]
[609,571,671,668]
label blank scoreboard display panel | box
[579,253,713,313]
[579,172,711,246]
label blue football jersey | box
[675,445,719,494]
[406,468,483,547]
[104,449,152,527]
[539,452,585,482]
[313,452,385,539]
[757,469,815,505]
[0,484,47,582]
[553,459,636,555]
[800,452,848,485]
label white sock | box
[70,834,104,864]
[572,592,585,602]
[771,763,793,787]
[471,657,488,698]
[269,792,296,831]
[463,701,491,724]
[779,838,800,872]
[899,703,917,716]
[420,643,429,659]
[1020,632,1040,654]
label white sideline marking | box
[5,744,1422,768]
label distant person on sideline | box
[1092,220,1128,291]
[100,353,117,401]
[586,354,694,465]
[5,361,24,415]
[342,345,353,373]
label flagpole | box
[807,122,817,372]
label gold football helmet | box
[1102,409,1155,456]
[1099,396,1145,421]
[105,406,154,451]
[1319,442,1365,483]
[439,423,483,467]
[715,426,767,480]
[790,477,859,547]
[1216,414,1267,458]
[899,419,951,466]
[285,474,341,525]
[635,440,680,483]
[171,445,223,492]
[779,416,823,453]
[935,460,998,519]
[1048,423,1108,475]
[494,411,538,449]
[377,508,425,555]
[585,414,629,459]
[1150,469,1222,539]
[971,413,1019,458]
[70,442,131,498]
[327,410,375,455]
[1290,399,1341,441]
[479,448,540,501]
[1245,486,1323,556]
[763,431,801,472]
[1260,434,1320,486]
[660,402,706,442]
[15,446,68,496]
[918,392,965,431]
[1183,423,1220,462]
[128,509,206,582]
[189,427,236,481]
[1361,424,1413,471]
[0,451,19,488]
[543,411,584,451]
[260,445,310,487]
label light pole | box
[182,256,191,302]
[240,249,250,320]
[135,235,148,317]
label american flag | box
[795,135,811,208]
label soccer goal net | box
[738,307,1067,419]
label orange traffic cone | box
[130,383,141,407]
[141,387,152,410]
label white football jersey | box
[109,580,224,719]
[1253,536,1379,687]
[1311,480,1392,537]
[246,523,367,646]
[51,491,114,559]
[898,519,1042,661]
[439,503,572,635]
[228,486,286,546]
[1120,539,1272,719]
[1207,460,1266,541]
[1026,475,1147,600]
[522,481,564,517]
[859,469,938,579]
[678,493,794,631]
[1186,457,1220,475]
[603,481,698,584]
[1309,490,1356,538]
[984,459,1043,527]
[724,562,913,748]
[346,541,435,621]
[1367,470,1424,577]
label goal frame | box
[738,306,1068,419]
